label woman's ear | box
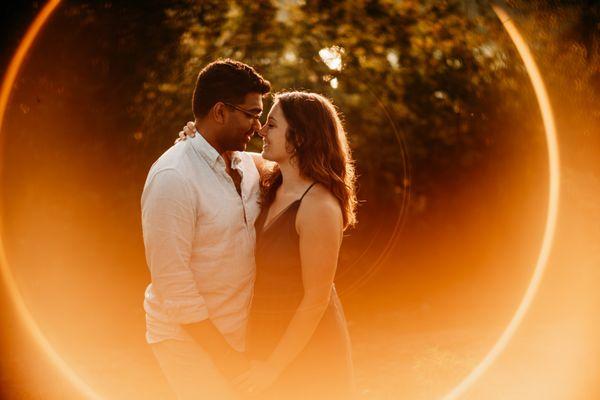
[293,132,304,148]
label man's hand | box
[216,348,251,381]
[182,319,249,381]
[232,360,282,396]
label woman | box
[180,91,357,399]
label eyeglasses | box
[223,102,263,121]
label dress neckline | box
[260,182,317,234]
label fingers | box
[183,124,196,138]
[238,380,255,395]
[232,372,257,395]
[175,121,196,144]
[231,370,250,386]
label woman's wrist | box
[264,357,285,375]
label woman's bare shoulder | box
[297,183,342,230]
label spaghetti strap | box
[248,179,355,398]
[260,182,318,234]
[300,182,317,201]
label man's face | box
[220,92,264,152]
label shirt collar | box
[231,152,242,169]
[190,132,242,170]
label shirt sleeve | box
[141,168,209,324]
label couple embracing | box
[142,59,357,399]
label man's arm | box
[182,321,249,379]
[177,120,272,180]
[142,168,247,377]
[248,151,276,179]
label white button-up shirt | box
[142,133,261,351]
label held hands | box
[232,360,282,396]
[174,121,197,144]
[214,348,251,381]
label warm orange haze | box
[1,1,599,399]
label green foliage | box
[136,0,533,209]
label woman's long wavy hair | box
[261,91,357,230]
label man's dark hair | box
[192,59,271,118]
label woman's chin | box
[261,150,274,161]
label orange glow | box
[0,0,59,166]
[3,2,597,400]
[441,5,561,399]
[0,0,102,399]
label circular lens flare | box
[442,4,560,399]
[0,2,102,399]
[0,2,561,399]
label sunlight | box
[318,46,344,71]
[0,2,567,399]
[442,4,561,399]
[0,0,102,399]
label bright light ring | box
[442,4,561,399]
[0,0,102,398]
[0,2,560,400]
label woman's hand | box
[174,121,197,144]
[232,360,282,395]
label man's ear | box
[211,102,227,125]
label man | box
[141,59,270,399]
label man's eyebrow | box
[248,107,263,113]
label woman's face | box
[259,101,291,162]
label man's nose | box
[257,122,267,137]
[252,118,262,132]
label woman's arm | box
[266,187,343,371]
[235,186,343,394]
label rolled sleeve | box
[142,168,208,324]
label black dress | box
[246,184,356,400]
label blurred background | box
[0,1,598,399]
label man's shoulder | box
[239,151,257,163]
[144,143,197,192]
[241,151,275,177]
[149,141,200,176]
[237,151,259,176]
